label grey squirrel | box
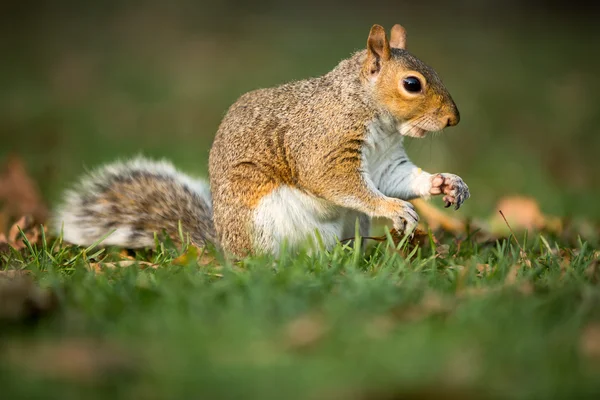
[53,24,469,257]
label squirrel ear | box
[366,24,391,76]
[389,24,407,49]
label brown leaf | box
[412,198,466,234]
[581,323,600,360]
[4,338,135,383]
[503,264,533,295]
[283,313,327,351]
[0,155,48,231]
[0,269,31,278]
[476,263,492,277]
[365,315,396,339]
[118,249,137,260]
[198,250,218,267]
[519,249,532,268]
[172,244,199,266]
[491,196,561,235]
[0,232,11,254]
[436,244,450,259]
[504,264,520,285]
[0,272,57,323]
[585,260,599,284]
[391,291,454,323]
[5,215,42,250]
[89,260,158,273]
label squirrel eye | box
[402,76,422,93]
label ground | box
[1,218,599,399]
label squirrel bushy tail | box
[53,157,215,249]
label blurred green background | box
[1,0,599,219]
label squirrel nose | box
[445,111,460,127]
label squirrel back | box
[53,157,215,248]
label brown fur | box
[209,24,459,256]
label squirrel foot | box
[391,199,419,234]
[430,173,470,210]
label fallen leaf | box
[391,291,454,322]
[5,215,42,250]
[365,315,396,339]
[504,264,520,285]
[436,244,450,259]
[490,196,561,235]
[0,272,57,323]
[502,265,533,294]
[476,264,492,277]
[0,155,48,232]
[0,233,11,254]
[118,249,136,260]
[581,323,600,360]
[585,260,599,284]
[0,269,31,278]
[518,249,532,268]
[172,245,199,266]
[325,384,483,400]
[4,338,135,383]
[89,260,158,273]
[198,249,218,266]
[412,198,466,234]
[283,313,327,351]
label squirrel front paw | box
[430,173,470,210]
[392,200,419,234]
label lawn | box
[1,222,600,399]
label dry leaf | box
[284,313,327,351]
[391,291,454,322]
[0,272,57,323]
[436,244,450,258]
[412,198,466,233]
[0,270,31,278]
[581,323,600,360]
[491,196,561,235]
[7,215,42,250]
[503,265,533,294]
[0,155,48,232]
[0,215,45,252]
[322,385,483,400]
[365,315,396,339]
[90,260,158,273]
[518,250,532,268]
[0,233,10,254]
[585,260,599,283]
[198,250,218,267]
[118,249,136,260]
[504,265,520,285]
[4,338,135,383]
[172,245,199,266]
[476,264,492,277]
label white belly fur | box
[252,185,351,254]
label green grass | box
[1,230,600,399]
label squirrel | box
[53,24,469,257]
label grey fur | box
[53,157,215,248]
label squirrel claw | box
[432,173,470,210]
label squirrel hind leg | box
[53,157,215,249]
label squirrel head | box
[362,24,460,138]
